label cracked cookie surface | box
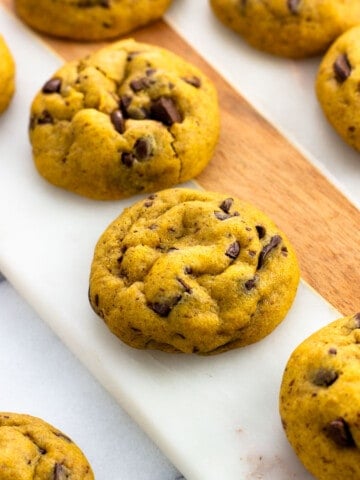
[89,188,300,354]
[0,412,94,479]
[29,39,220,200]
[209,0,360,58]
[0,35,15,113]
[15,0,172,41]
[280,313,360,479]
[316,26,360,151]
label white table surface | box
[0,1,359,479]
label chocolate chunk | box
[287,0,300,14]
[214,211,231,221]
[312,368,338,387]
[281,246,288,257]
[94,294,99,307]
[220,198,233,213]
[333,54,352,83]
[37,110,54,125]
[110,109,125,134]
[53,463,68,480]
[148,193,157,200]
[177,277,192,293]
[130,77,152,92]
[144,201,153,207]
[42,77,62,94]
[225,241,240,260]
[182,76,201,88]
[257,235,282,269]
[134,137,153,160]
[245,277,257,290]
[184,266,192,274]
[146,68,156,76]
[150,97,182,126]
[324,418,355,447]
[256,225,266,239]
[38,447,47,454]
[121,152,136,167]
[328,347,337,355]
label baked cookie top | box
[30,39,220,200]
[89,188,300,354]
[316,25,360,151]
[0,34,15,113]
[280,313,360,480]
[15,0,172,41]
[0,412,94,479]
[209,0,360,58]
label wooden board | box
[3,0,360,316]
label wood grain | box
[3,0,360,315]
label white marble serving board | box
[0,4,351,479]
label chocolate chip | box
[245,277,257,290]
[100,0,110,7]
[148,193,156,200]
[134,137,153,160]
[130,77,152,92]
[177,277,192,293]
[182,76,201,88]
[53,463,68,480]
[37,110,54,125]
[120,95,132,117]
[256,225,266,239]
[150,97,182,126]
[328,348,337,355]
[225,241,240,260]
[121,152,136,167]
[184,266,192,274]
[281,246,288,257]
[287,0,300,14]
[149,296,181,317]
[144,201,153,207]
[146,68,156,76]
[110,109,125,134]
[333,54,352,83]
[94,294,99,307]
[42,77,62,94]
[312,368,338,387]
[324,418,355,447]
[38,447,47,454]
[257,235,282,269]
[214,211,231,221]
[220,198,233,214]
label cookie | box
[89,188,300,354]
[280,313,360,480]
[209,0,360,58]
[15,0,172,41]
[29,39,220,200]
[0,412,94,479]
[0,35,15,113]
[316,26,360,151]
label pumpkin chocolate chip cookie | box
[0,35,15,113]
[280,313,360,480]
[29,39,220,200]
[0,412,94,479]
[316,26,360,151]
[15,0,173,41]
[89,188,300,354]
[209,0,360,58]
